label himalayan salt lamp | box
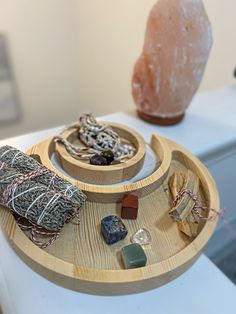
[132,0,213,125]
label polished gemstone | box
[121,243,147,269]
[131,228,151,246]
[90,155,108,166]
[121,194,139,220]
[101,215,128,245]
[101,150,115,165]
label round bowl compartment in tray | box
[55,122,146,185]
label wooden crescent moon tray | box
[0,132,219,296]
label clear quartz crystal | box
[131,228,152,246]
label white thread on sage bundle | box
[0,147,16,160]
[10,151,21,167]
[25,192,47,217]
[37,193,61,225]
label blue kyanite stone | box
[101,215,128,245]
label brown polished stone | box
[121,194,139,220]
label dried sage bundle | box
[0,145,86,207]
[0,161,79,231]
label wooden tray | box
[55,123,146,185]
[0,134,220,295]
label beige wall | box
[0,0,80,139]
[0,0,235,139]
[203,0,236,90]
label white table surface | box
[1,86,236,314]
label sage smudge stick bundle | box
[0,146,87,248]
[0,145,86,206]
[0,161,82,231]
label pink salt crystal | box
[132,0,213,125]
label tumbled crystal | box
[101,150,114,165]
[101,215,128,245]
[121,194,139,220]
[132,0,213,124]
[131,228,151,246]
[90,155,108,166]
[121,243,147,269]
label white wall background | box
[0,0,235,139]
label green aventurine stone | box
[121,243,147,269]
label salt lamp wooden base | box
[137,110,185,126]
[0,133,219,295]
